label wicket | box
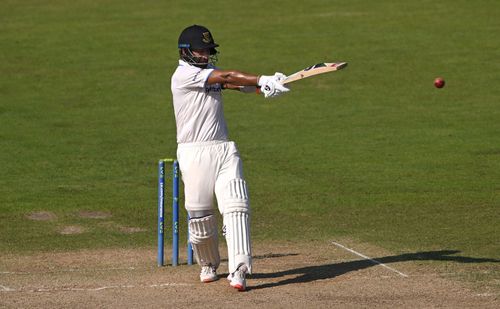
[157,158,193,267]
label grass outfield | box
[1,0,499,272]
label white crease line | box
[0,283,193,293]
[0,267,138,275]
[1,272,29,275]
[332,241,408,278]
[0,285,15,292]
[149,283,192,288]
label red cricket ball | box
[434,77,445,88]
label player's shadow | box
[249,250,500,290]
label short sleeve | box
[175,66,214,90]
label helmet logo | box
[202,32,213,43]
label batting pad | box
[225,178,249,208]
[189,215,220,268]
[224,211,252,274]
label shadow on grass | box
[249,250,500,290]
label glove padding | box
[258,72,290,98]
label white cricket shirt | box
[171,60,228,144]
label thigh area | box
[177,145,218,211]
[215,142,249,214]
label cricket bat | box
[281,62,347,85]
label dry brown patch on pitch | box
[59,225,86,235]
[26,211,57,221]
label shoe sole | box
[230,283,246,291]
[201,277,219,283]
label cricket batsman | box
[171,24,290,291]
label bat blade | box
[282,62,347,85]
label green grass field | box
[1,0,499,278]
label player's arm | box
[220,83,250,91]
[207,70,259,93]
[221,83,258,93]
[206,70,259,87]
[207,70,290,97]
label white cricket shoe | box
[228,265,247,291]
[200,266,218,283]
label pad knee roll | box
[226,179,249,209]
[189,215,220,268]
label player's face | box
[191,49,210,63]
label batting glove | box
[258,73,290,98]
[273,72,287,83]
